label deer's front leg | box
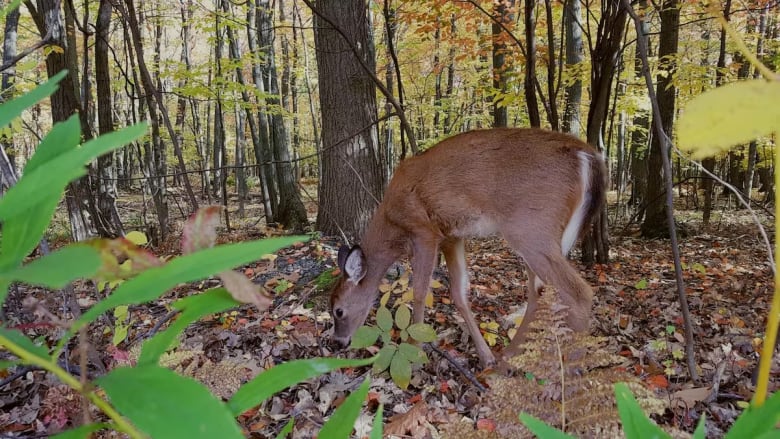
[411,238,439,324]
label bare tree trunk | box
[492,0,515,127]
[744,6,768,205]
[562,0,583,136]
[0,4,20,175]
[524,0,540,127]
[641,0,679,238]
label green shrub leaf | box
[677,80,780,159]
[614,383,671,439]
[351,326,381,349]
[407,323,437,343]
[227,356,374,416]
[372,345,396,373]
[2,245,101,289]
[518,413,576,438]
[0,70,66,129]
[398,343,427,364]
[725,391,780,439]
[50,423,110,439]
[376,306,393,332]
[70,236,306,338]
[139,288,240,364]
[395,304,411,330]
[318,377,371,439]
[370,404,384,439]
[0,327,49,360]
[275,418,294,439]
[390,354,412,389]
[97,365,243,439]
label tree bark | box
[562,0,583,136]
[312,0,385,239]
[524,0,540,127]
[641,0,679,238]
[492,0,515,128]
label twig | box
[128,310,180,347]
[425,343,487,392]
[623,0,699,383]
[704,359,727,404]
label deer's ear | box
[337,245,351,271]
[342,245,367,283]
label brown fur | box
[330,128,607,367]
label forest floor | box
[0,191,777,438]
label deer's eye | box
[334,308,345,319]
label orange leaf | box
[646,374,669,389]
[476,418,497,432]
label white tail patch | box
[560,151,593,255]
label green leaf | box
[518,413,576,438]
[318,377,371,439]
[0,327,49,360]
[614,383,671,439]
[0,70,66,129]
[370,405,384,439]
[376,306,393,332]
[0,359,20,369]
[726,391,780,439]
[22,115,81,175]
[390,354,412,389]
[0,0,23,21]
[97,365,243,439]
[398,342,428,365]
[50,423,110,439]
[350,326,381,349]
[634,279,648,290]
[70,236,306,337]
[407,323,437,343]
[677,80,780,159]
[692,414,706,439]
[275,418,294,439]
[139,288,239,364]
[372,345,396,374]
[227,356,374,416]
[692,263,707,274]
[0,123,147,221]
[2,245,101,288]
[395,304,411,330]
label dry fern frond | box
[443,287,667,439]
[159,349,246,400]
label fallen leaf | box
[220,270,273,310]
[671,386,712,409]
[385,400,428,437]
[476,418,497,432]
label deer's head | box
[330,245,377,347]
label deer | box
[329,128,607,368]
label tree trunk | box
[641,0,679,238]
[0,4,20,176]
[258,0,308,231]
[562,0,583,136]
[312,0,385,239]
[94,0,124,237]
[492,0,515,127]
[744,6,768,205]
[524,0,540,127]
[628,0,649,210]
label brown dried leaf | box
[219,270,273,311]
[671,386,712,409]
[182,205,224,254]
[385,400,429,437]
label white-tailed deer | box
[330,128,606,367]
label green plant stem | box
[753,142,780,407]
[0,333,146,438]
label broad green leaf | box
[677,80,780,159]
[398,342,428,365]
[2,245,101,288]
[228,356,374,416]
[0,194,60,275]
[0,123,147,220]
[0,70,66,129]
[50,423,110,439]
[351,326,381,349]
[634,279,648,290]
[372,345,396,373]
[395,304,411,330]
[97,365,243,439]
[518,413,576,439]
[407,323,437,343]
[22,115,81,174]
[726,391,780,439]
[370,405,384,439]
[0,0,23,20]
[139,288,239,365]
[275,418,294,439]
[70,236,305,337]
[376,306,393,332]
[318,377,370,439]
[390,354,412,389]
[0,327,49,360]
[614,383,671,439]
[125,231,148,245]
